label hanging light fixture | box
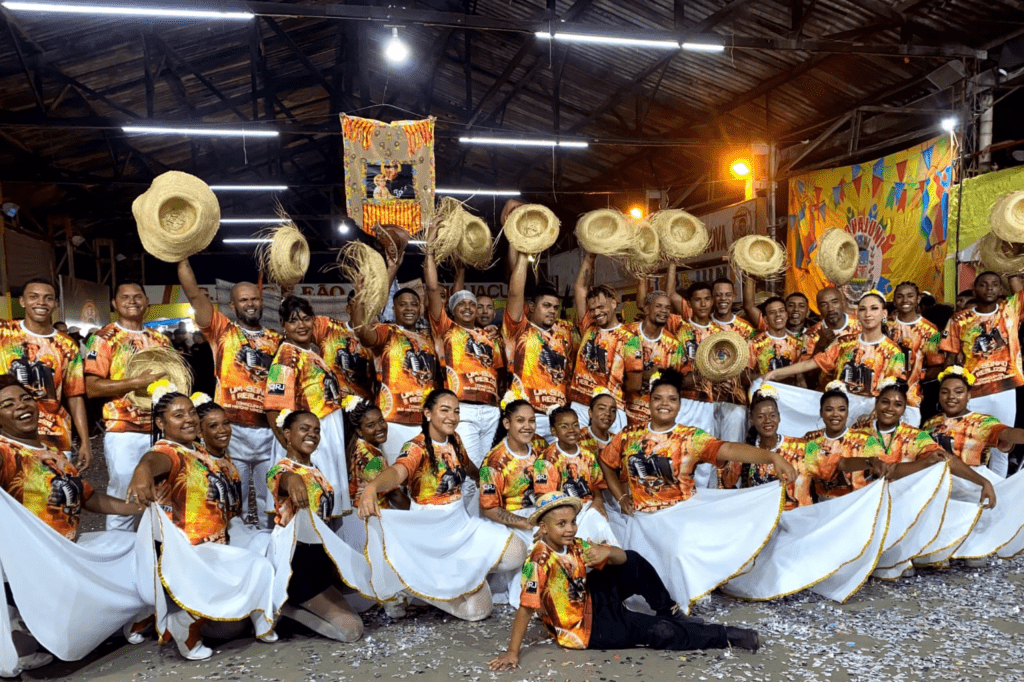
[385,27,409,64]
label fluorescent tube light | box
[1,2,254,19]
[681,42,725,52]
[123,125,278,138]
[436,188,522,196]
[223,238,272,244]
[210,185,289,191]
[459,137,588,148]
[535,31,679,50]
[220,218,290,225]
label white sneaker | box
[383,600,407,619]
[17,652,53,671]
[122,616,154,645]
[902,567,916,578]
[965,557,988,568]
[166,611,212,661]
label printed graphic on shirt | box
[541,442,605,502]
[393,433,468,505]
[748,332,803,375]
[520,538,600,650]
[623,323,686,425]
[268,457,334,526]
[432,310,503,405]
[314,316,375,400]
[802,429,867,501]
[814,334,906,397]
[503,311,577,411]
[567,312,642,409]
[348,439,390,509]
[922,412,1009,468]
[848,423,943,489]
[202,309,281,427]
[939,293,1024,397]
[887,317,941,407]
[370,324,438,425]
[152,440,242,545]
[265,343,342,419]
[479,441,557,511]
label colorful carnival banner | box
[341,114,435,237]
[787,136,953,305]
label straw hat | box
[816,228,859,286]
[339,242,388,324]
[626,221,661,274]
[990,190,1024,243]
[504,204,559,255]
[133,171,220,263]
[370,222,411,263]
[650,209,709,260]
[730,235,786,279]
[429,197,467,262]
[977,232,1024,274]
[258,222,309,286]
[575,209,636,257]
[124,346,193,410]
[457,214,494,269]
[527,492,583,525]
[695,331,750,382]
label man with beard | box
[624,286,686,427]
[785,293,812,338]
[801,286,862,390]
[0,278,91,470]
[178,259,282,526]
[84,279,170,530]
[748,297,805,385]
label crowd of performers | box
[2,211,1024,676]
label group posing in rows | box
[1,210,1022,675]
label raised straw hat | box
[124,346,193,410]
[650,209,709,260]
[730,235,786,279]
[695,331,750,383]
[429,196,468,262]
[575,209,636,257]
[339,242,388,324]
[133,171,220,263]
[977,232,1024,274]
[816,228,859,286]
[504,204,559,255]
[626,221,661,274]
[990,190,1024,243]
[456,214,494,269]
[257,220,310,286]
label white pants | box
[570,402,627,435]
[534,413,553,444]
[969,391,1016,478]
[714,402,748,443]
[228,424,275,529]
[104,431,153,531]
[456,403,501,467]
[383,422,424,465]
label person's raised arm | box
[86,370,164,399]
[488,605,536,672]
[423,221,445,321]
[1009,273,1024,295]
[636,273,649,316]
[453,260,465,295]
[177,258,213,328]
[666,262,685,315]
[574,251,597,322]
[717,442,797,482]
[742,277,762,329]
[350,275,379,347]
[506,246,529,323]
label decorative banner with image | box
[341,114,435,237]
[787,136,953,305]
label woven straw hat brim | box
[263,225,310,286]
[990,190,1024,243]
[133,171,220,263]
[730,235,786,278]
[340,242,388,324]
[527,495,583,526]
[650,210,709,260]
[978,233,1024,274]
[505,204,559,255]
[695,331,750,382]
[817,228,859,286]
[124,347,193,410]
[457,216,494,268]
[576,209,636,257]
[626,222,661,273]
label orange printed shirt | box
[802,315,862,357]
[623,323,686,426]
[887,316,942,407]
[743,435,806,510]
[502,311,577,412]
[923,411,1010,468]
[520,539,605,650]
[748,331,804,375]
[152,440,242,545]
[712,314,756,340]
[265,343,341,420]
[393,432,469,505]
[348,439,390,509]
[567,313,643,409]
[541,442,605,503]
[268,457,334,526]
[313,316,376,401]
[939,293,1024,397]
[579,426,612,459]
[0,321,85,451]
[430,310,504,405]
[801,428,868,502]
[813,334,906,398]
[201,308,281,428]
[479,440,558,512]
[83,323,172,433]
[600,424,723,512]
[847,423,945,490]
[368,324,439,425]
[0,436,93,541]
[667,315,714,400]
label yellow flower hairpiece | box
[877,376,899,391]
[824,380,848,394]
[754,384,779,401]
[648,372,662,385]
[859,288,885,301]
[276,408,293,430]
[592,387,612,397]
[342,395,365,413]
[422,386,434,403]
[937,365,976,387]
[190,392,212,407]
[500,390,517,411]
[148,379,177,404]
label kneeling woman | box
[599,369,795,611]
[0,376,146,677]
[127,383,277,660]
[922,367,1024,563]
[799,382,868,503]
[741,385,807,508]
[357,389,528,621]
[267,410,367,642]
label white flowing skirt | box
[950,467,1024,560]
[872,464,952,579]
[136,506,277,638]
[364,499,515,603]
[266,410,350,517]
[723,479,890,603]
[0,490,147,677]
[623,483,784,613]
[749,380,876,437]
[576,501,621,547]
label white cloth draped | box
[951,467,1024,560]
[575,501,620,547]
[622,483,784,613]
[723,479,890,603]
[266,410,350,516]
[872,464,951,579]
[749,379,874,437]
[676,397,715,433]
[0,489,147,677]
[135,506,277,639]
[363,499,515,603]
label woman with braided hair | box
[357,388,527,621]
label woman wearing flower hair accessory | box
[799,381,869,502]
[741,385,807,507]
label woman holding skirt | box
[598,369,794,612]
[357,389,527,621]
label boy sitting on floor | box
[489,492,760,671]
